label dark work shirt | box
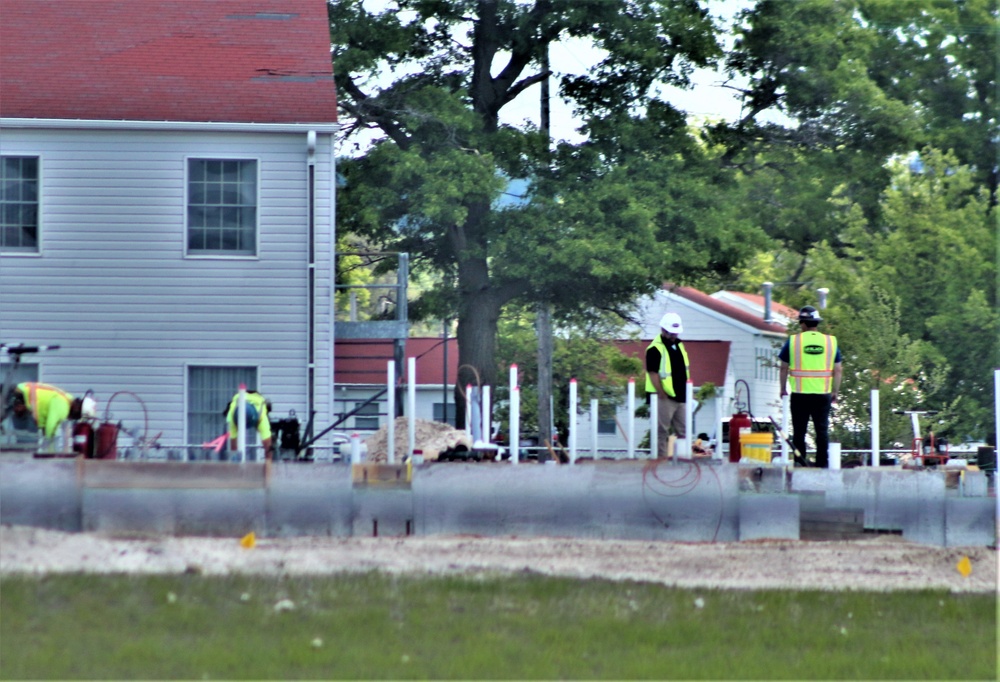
[646,338,688,402]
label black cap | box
[798,306,822,322]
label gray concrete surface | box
[0,456,995,546]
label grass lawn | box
[1,572,995,680]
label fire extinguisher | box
[728,379,753,463]
[72,421,94,458]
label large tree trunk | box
[453,282,501,432]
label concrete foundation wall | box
[1,458,995,547]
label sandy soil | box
[1,525,995,593]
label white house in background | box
[627,284,789,429]
[710,289,797,327]
[0,0,339,450]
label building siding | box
[0,126,334,446]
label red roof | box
[719,291,798,320]
[613,340,730,387]
[666,285,788,334]
[0,0,337,124]
[335,338,729,388]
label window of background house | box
[0,156,39,252]
[432,402,456,427]
[0,362,39,442]
[187,366,258,446]
[353,401,380,430]
[598,403,617,435]
[187,159,257,256]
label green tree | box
[330,1,764,423]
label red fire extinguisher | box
[94,422,119,460]
[729,410,752,463]
[72,421,94,458]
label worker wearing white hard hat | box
[644,312,690,457]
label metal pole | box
[682,380,694,458]
[650,393,658,460]
[627,378,636,460]
[511,386,520,465]
[408,357,416,458]
[465,384,473,439]
[387,361,395,464]
[871,389,880,467]
[482,385,491,444]
[237,383,247,462]
[591,398,599,459]
[782,394,791,468]
[569,378,577,464]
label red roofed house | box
[0,0,339,453]
[630,284,790,439]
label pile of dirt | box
[364,417,472,463]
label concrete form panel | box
[353,488,413,538]
[83,488,267,537]
[740,495,800,541]
[266,463,353,537]
[0,459,81,532]
[944,498,997,547]
[902,472,946,546]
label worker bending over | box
[778,306,843,467]
[225,389,273,460]
[7,382,96,450]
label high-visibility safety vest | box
[16,382,74,438]
[644,337,689,398]
[787,331,838,394]
[226,391,272,440]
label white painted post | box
[782,394,792,468]
[509,365,518,462]
[511,386,520,465]
[237,383,247,462]
[482,385,491,443]
[994,369,999,535]
[829,442,841,470]
[465,383,473,439]
[350,432,362,464]
[591,398,599,459]
[649,393,658,460]
[407,357,417,460]
[871,389,880,468]
[387,361,396,464]
[568,378,577,464]
[681,380,694,457]
[713,389,723,461]
[627,378,636,460]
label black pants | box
[790,392,832,467]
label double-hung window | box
[187,159,257,256]
[0,156,39,252]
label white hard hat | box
[659,312,683,334]
[81,396,97,420]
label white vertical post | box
[509,365,518,462]
[237,383,247,462]
[782,394,792,468]
[465,384,473,439]
[387,361,396,464]
[649,393,658,460]
[482,385,491,443]
[627,378,636,460]
[350,432,362,464]
[994,369,999,534]
[568,378,577,464]
[713,390,723,461]
[681,380,694,457]
[511,386,520,465]
[829,442,841,470]
[871,389,880,468]
[407,357,416,459]
[590,398,599,459]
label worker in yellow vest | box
[778,306,843,467]
[645,312,690,457]
[225,389,273,460]
[7,382,97,448]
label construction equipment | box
[895,409,948,467]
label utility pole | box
[536,44,554,457]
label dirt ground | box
[1,524,995,593]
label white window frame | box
[185,364,260,447]
[184,156,260,259]
[0,154,41,255]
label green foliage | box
[2,573,995,679]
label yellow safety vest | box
[644,337,689,398]
[788,331,837,394]
[17,382,74,438]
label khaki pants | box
[656,395,686,456]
